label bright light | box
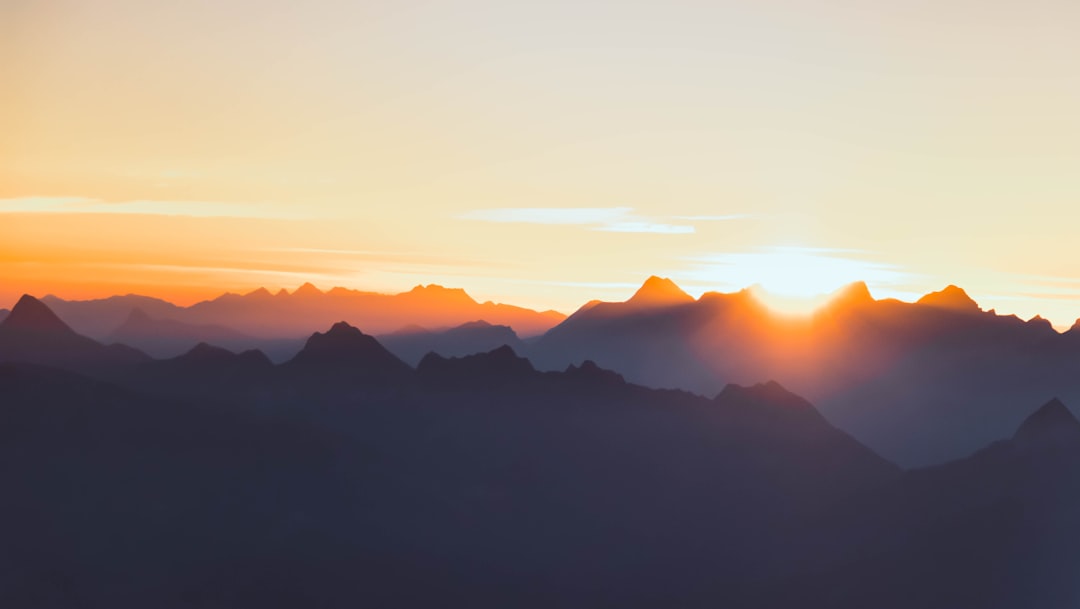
[682,246,907,314]
[749,287,833,316]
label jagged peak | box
[1,294,76,334]
[1071,318,1080,333]
[326,321,364,337]
[917,285,980,312]
[294,282,322,296]
[826,281,875,308]
[274,288,290,297]
[564,360,626,385]
[417,344,534,380]
[627,276,694,307]
[1027,315,1054,330]
[245,287,273,298]
[1013,398,1080,447]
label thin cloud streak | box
[0,196,306,219]
[459,206,695,234]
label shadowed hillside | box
[529,278,1080,466]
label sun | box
[692,246,899,315]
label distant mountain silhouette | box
[40,293,186,338]
[40,283,565,341]
[626,275,695,308]
[378,320,524,366]
[529,277,1080,466]
[0,308,8,324]
[417,345,536,389]
[107,308,258,357]
[0,295,148,378]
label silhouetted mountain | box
[9,320,1080,608]
[0,295,148,378]
[107,307,259,358]
[279,322,412,391]
[181,283,565,338]
[417,345,535,389]
[776,399,1080,608]
[1012,397,1080,449]
[43,283,565,344]
[378,320,524,366]
[40,293,186,339]
[530,278,1080,466]
[626,275,695,308]
[916,284,981,312]
[0,308,8,324]
[127,342,275,400]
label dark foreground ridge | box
[2,296,1080,607]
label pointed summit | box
[627,276,694,307]
[917,285,980,313]
[823,281,875,310]
[285,321,411,382]
[294,282,322,297]
[1,295,76,335]
[1013,398,1080,448]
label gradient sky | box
[4,1,1080,326]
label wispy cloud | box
[673,214,752,221]
[0,196,304,219]
[459,206,698,234]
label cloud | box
[0,196,304,219]
[595,221,694,234]
[673,214,752,221]
[459,206,696,234]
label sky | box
[4,0,1080,326]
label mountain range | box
[2,292,1079,606]
[40,282,564,348]
[8,276,1080,467]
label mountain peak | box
[627,276,694,307]
[917,285,980,312]
[418,345,535,387]
[827,281,875,308]
[716,380,827,426]
[245,287,273,299]
[294,282,322,297]
[1,295,76,334]
[287,322,411,380]
[1013,398,1080,448]
[406,284,477,305]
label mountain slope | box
[378,320,525,366]
[530,277,1080,466]
[0,295,148,378]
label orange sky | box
[4,1,1080,327]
